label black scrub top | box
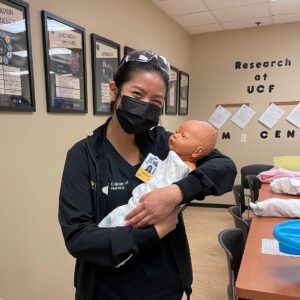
[94,140,183,300]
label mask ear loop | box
[110,90,121,114]
[158,115,163,127]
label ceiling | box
[150,0,300,34]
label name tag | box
[136,153,161,183]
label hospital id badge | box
[136,153,161,183]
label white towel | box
[250,198,300,218]
[270,178,300,195]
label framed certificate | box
[91,34,120,115]
[165,65,178,115]
[0,0,35,112]
[178,71,189,115]
[42,11,87,113]
[124,46,135,56]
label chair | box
[245,174,262,203]
[218,228,246,300]
[240,164,273,189]
[228,205,250,245]
[240,164,273,218]
[232,184,246,214]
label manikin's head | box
[168,120,217,163]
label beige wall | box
[0,1,191,299]
[191,23,300,204]
[2,0,300,298]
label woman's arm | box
[175,149,237,203]
[58,143,160,268]
[126,148,237,227]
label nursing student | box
[59,50,237,300]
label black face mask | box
[116,95,161,134]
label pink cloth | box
[257,167,300,183]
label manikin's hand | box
[154,206,181,239]
[125,184,183,228]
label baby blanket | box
[257,167,300,183]
[250,198,300,218]
[270,178,300,195]
[98,150,190,227]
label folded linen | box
[257,167,300,183]
[250,198,300,217]
[270,178,300,195]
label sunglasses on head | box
[119,50,170,78]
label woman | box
[59,50,237,300]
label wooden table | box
[236,184,300,300]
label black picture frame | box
[0,0,35,112]
[124,46,135,56]
[42,11,87,113]
[178,71,189,115]
[91,34,120,115]
[165,65,178,115]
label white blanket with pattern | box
[98,150,190,227]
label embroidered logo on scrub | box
[109,180,129,191]
[102,185,108,195]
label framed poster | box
[124,46,135,56]
[0,0,35,112]
[165,65,178,115]
[42,11,87,113]
[91,34,120,115]
[178,71,189,115]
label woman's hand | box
[125,184,183,228]
[154,206,181,239]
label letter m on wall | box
[222,132,231,139]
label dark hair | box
[111,60,169,112]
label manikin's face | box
[168,122,203,160]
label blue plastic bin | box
[273,219,300,255]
